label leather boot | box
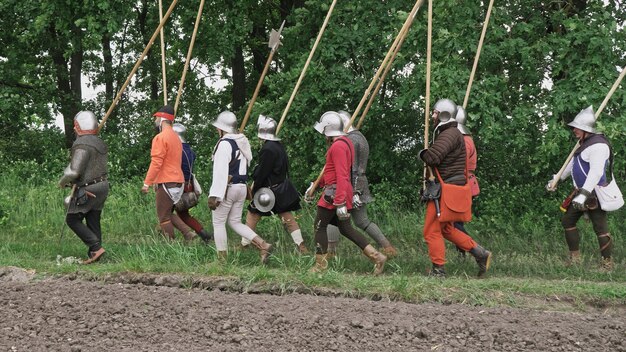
[297,242,310,254]
[251,236,273,264]
[197,229,213,244]
[470,245,492,277]
[183,231,197,243]
[428,264,446,278]
[566,250,581,266]
[310,253,328,273]
[83,247,105,265]
[601,257,613,271]
[362,244,387,276]
[381,245,398,258]
[217,250,227,261]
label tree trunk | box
[231,44,246,111]
[137,0,159,102]
[49,24,82,148]
[279,0,306,22]
[102,30,114,101]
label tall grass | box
[1,166,625,307]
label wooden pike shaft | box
[423,0,433,186]
[549,65,626,190]
[307,0,424,198]
[239,45,278,132]
[159,0,168,105]
[462,0,495,110]
[98,0,180,132]
[174,0,206,115]
[356,8,417,130]
[275,0,338,136]
[424,0,433,149]
[346,0,424,131]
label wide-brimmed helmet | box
[567,106,596,133]
[212,111,237,134]
[314,111,345,137]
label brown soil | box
[1,266,625,352]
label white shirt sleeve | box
[209,141,232,201]
[580,143,610,192]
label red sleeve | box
[330,138,353,207]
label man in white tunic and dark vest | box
[208,111,273,263]
[547,106,616,270]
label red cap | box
[153,105,175,121]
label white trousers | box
[212,183,258,251]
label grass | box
[1,173,625,311]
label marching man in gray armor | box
[547,106,618,270]
[326,111,397,258]
[58,111,109,264]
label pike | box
[98,0,180,132]
[548,65,626,191]
[174,0,207,115]
[239,20,286,132]
[307,0,425,199]
[356,0,422,129]
[275,0,338,136]
[462,0,495,110]
[422,0,433,190]
[158,0,168,105]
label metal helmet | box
[253,187,276,212]
[567,106,596,133]
[212,111,237,134]
[173,123,187,143]
[455,106,471,135]
[257,115,280,141]
[314,111,346,137]
[337,110,355,132]
[433,99,457,123]
[74,111,98,135]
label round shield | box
[253,187,276,212]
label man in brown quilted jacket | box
[419,98,492,278]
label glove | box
[572,189,591,211]
[418,148,428,162]
[304,182,315,203]
[335,204,350,220]
[141,183,150,194]
[352,193,363,208]
[545,175,558,192]
[208,196,221,210]
[572,194,586,210]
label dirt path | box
[1,268,625,352]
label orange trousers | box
[423,201,476,265]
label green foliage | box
[1,1,625,217]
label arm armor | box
[58,148,89,187]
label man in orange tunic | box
[142,105,196,241]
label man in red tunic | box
[306,111,387,275]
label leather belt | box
[79,176,107,188]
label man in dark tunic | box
[240,115,308,253]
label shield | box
[253,187,276,213]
